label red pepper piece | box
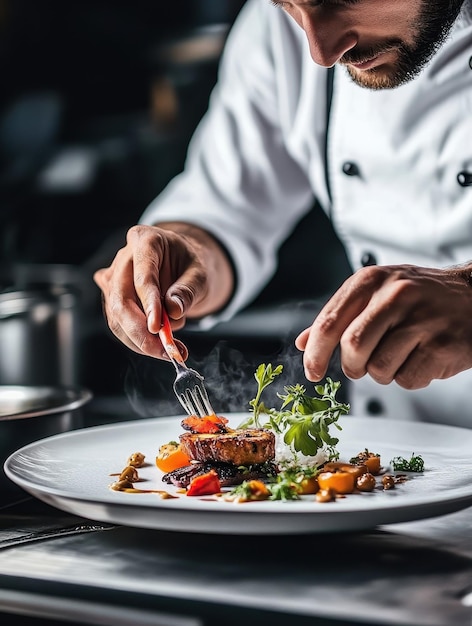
[186,469,221,496]
[181,414,229,434]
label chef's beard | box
[341,0,465,89]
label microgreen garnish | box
[227,476,300,502]
[227,480,270,501]
[268,477,301,501]
[228,463,323,502]
[239,363,350,458]
[390,453,425,472]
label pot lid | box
[0,385,92,420]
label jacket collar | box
[457,0,472,27]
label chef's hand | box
[93,223,234,359]
[295,264,472,390]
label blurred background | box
[0,0,352,419]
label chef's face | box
[270,0,464,89]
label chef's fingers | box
[338,284,410,380]
[128,225,208,332]
[296,268,382,380]
[298,263,472,387]
[372,322,467,390]
[392,343,449,389]
[124,226,165,336]
[95,261,166,358]
[361,323,417,385]
[97,268,190,361]
[337,269,455,383]
[164,262,210,321]
[96,228,195,359]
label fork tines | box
[180,384,215,418]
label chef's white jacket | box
[141,0,472,427]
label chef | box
[95,0,472,427]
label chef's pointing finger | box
[295,268,384,380]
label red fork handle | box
[159,308,186,364]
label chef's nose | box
[299,10,358,67]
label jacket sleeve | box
[139,0,314,325]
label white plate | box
[5,414,472,535]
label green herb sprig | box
[239,363,350,458]
[390,453,425,472]
[242,363,283,429]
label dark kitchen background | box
[0,0,351,419]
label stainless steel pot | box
[0,384,92,493]
[0,263,85,387]
[0,288,80,386]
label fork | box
[159,308,215,417]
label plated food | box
[110,364,424,504]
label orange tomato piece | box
[156,442,190,473]
[323,461,367,479]
[317,469,356,495]
[181,414,229,434]
[363,456,381,475]
[350,449,382,475]
[297,476,319,495]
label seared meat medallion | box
[179,428,276,466]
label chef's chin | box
[345,64,407,90]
